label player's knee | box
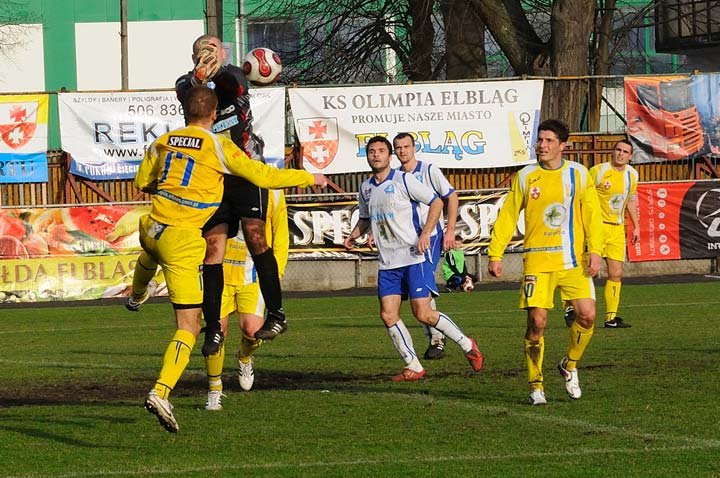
[204,237,226,263]
[379,311,399,326]
[243,225,269,254]
[575,308,596,327]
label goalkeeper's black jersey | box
[175,64,265,161]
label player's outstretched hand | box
[488,260,503,278]
[313,173,328,187]
[194,42,221,83]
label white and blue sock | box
[386,320,423,372]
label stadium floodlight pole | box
[120,0,128,90]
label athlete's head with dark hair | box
[366,136,393,173]
[184,86,218,124]
[393,132,415,145]
[616,139,633,151]
[537,119,570,143]
[366,136,393,156]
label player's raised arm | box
[218,136,321,190]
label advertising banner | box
[288,80,543,174]
[624,74,720,163]
[0,204,165,303]
[0,94,49,183]
[58,87,286,180]
[628,181,720,262]
[0,190,524,302]
[285,190,523,257]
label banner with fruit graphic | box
[0,204,166,302]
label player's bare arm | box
[627,195,640,244]
[344,218,370,250]
[418,198,443,253]
[442,191,459,252]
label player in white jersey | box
[344,136,484,381]
[393,133,459,360]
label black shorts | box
[202,175,268,238]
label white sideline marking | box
[4,443,719,478]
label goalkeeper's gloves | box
[193,41,221,84]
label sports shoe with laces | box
[391,368,427,382]
[201,323,224,357]
[604,316,631,328]
[204,390,226,411]
[464,338,485,371]
[125,290,149,312]
[144,390,179,433]
[237,356,255,391]
[529,389,547,405]
[423,337,446,360]
[255,309,288,340]
[564,305,576,327]
[557,357,581,399]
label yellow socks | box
[154,329,196,400]
[131,253,157,299]
[524,337,545,390]
[604,280,621,322]
[239,333,262,362]
[205,344,226,391]
[566,321,594,370]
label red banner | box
[628,181,720,262]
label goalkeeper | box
[175,35,291,357]
[442,235,477,292]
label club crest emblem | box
[530,186,540,199]
[0,103,37,149]
[297,117,339,169]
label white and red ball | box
[243,47,282,86]
[462,276,475,292]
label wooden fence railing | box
[1,134,718,207]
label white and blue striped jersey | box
[396,161,454,237]
[359,169,439,270]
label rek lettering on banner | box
[289,81,543,174]
[58,88,286,180]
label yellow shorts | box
[601,223,626,262]
[138,215,205,305]
[519,265,595,310]
[220,282,264,318]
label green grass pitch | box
[1,281,719,477]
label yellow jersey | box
[589,162,639,225]
[488,160,603,273]
[134,125,313,228]
[223,190,289,286]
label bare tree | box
[0,1,39,55]
[248,0,669,129]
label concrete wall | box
[282,253,718,291]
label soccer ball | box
[243,47,282,86]
[462,276,475,292]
